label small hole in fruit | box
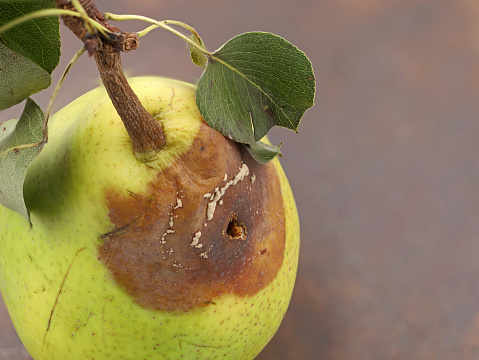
[260,249,267,255]
[226,214,247,241]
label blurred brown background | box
[2,0,479,359]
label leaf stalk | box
[0,9,108,36]
[43,47,87,142]
[104,13,212,56]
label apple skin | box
[0,77,300,360]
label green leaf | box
[0,0,61,74]
[0,42,51,110]
[196,31,315,162]
[245,140,282,164]
[0,98,44,223]
[188,33,207,68]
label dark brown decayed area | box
[99,121,286,312]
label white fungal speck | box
[205,164,249,221]
[223,174,228,181]
[206,202,216,220]
[160,233,167,244]
[251,173,256,184]
[218,200,224,206]
[173,198,183,209]
[191,231,202,248]
[160,198,182,243]
[199,252,208,259]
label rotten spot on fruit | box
[226,214,247,241]
[99,121,286,312]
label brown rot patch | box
[99,121,286,312]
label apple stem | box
[94,44,166,161]
[56,0,166,162]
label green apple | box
[0,76,300,360]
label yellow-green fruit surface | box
[0,77,299,360]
